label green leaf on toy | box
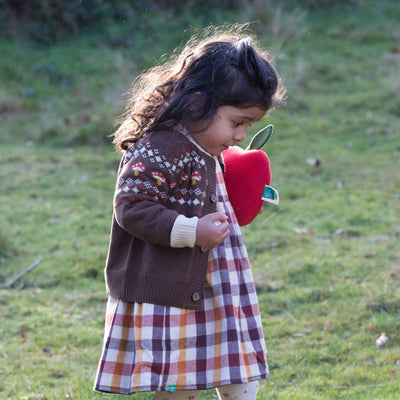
[247,124,274,150]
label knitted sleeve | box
[170,214,198,248]
[114,130,207,246]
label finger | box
[219,222,230,238]
[214,219,229,231]
[213,213,228,224]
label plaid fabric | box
[94,160,268,394]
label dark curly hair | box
[113,25,284,152]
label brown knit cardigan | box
[104,129,219,310]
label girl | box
[94,25,283,400]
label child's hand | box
[196,212,230,249]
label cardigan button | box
[200,247,208,253]
[210,193,217,203]
[191,292,201,302]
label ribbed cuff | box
[170,214,198,248]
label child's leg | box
[153,390,202,400]
[215,381,259,400]
[152,381,258,400]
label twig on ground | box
[2,256,43,289]
[0,344,8,358]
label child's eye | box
[233,121,253,128]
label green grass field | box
[0,1,399,399]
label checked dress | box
[94,160,268,394]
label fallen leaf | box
[21,327,29,343]
[306,157,321,167]
[376,332,388,348]
[294,226,308,234]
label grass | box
[0,1,400,399]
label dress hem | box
[94,374,268,395]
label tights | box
[153,381,259,400]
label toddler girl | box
[94,25,283,400]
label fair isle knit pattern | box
[117,138,207,215]
[94,160,268,394]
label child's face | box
[191,105,266,156]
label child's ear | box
[247,124,273,150]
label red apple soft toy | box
[222,125,279,226]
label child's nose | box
[234,129,246,142]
